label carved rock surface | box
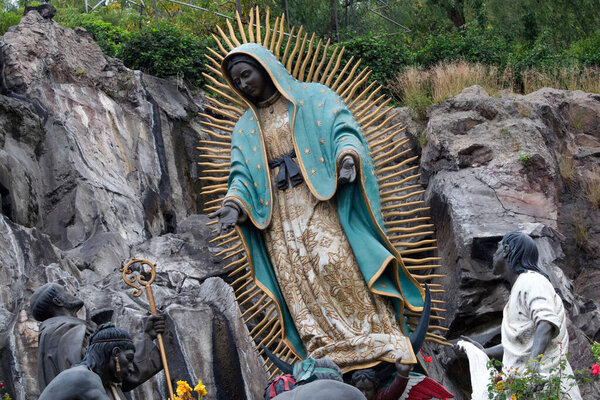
[0,11,265,400]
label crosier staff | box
[121,258,174,400]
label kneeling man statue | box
[39,323,138,399]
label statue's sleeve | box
[374,374,409,400]
[223,116,270,229]
[223,140,254,217]
[37,319,88,391]
[328,95,381,203]
[121,333,162,392]
[331,103,366,167]
[519,273,562,336]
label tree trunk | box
[448,0,465,27]
[284,0,291,31]
[449,8,465,27]
[330,0,339,42]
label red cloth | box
[406,376,454,400]
[267,375,296,398]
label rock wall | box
[0,10,265,400]
[0,9,599,400]
[400,86,600,398]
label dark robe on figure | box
[37,316,89,391]
[37,316,162,392]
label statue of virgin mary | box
[210,42,426,372]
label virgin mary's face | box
[229,61,272,102]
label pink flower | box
[591,364,599,376]
[0,382,4,388]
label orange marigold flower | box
[495,381,505,392]
[176,380,193,397]
[194,380,208,397]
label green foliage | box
[339,33,412,88]
[592,341,600,361]
[568,30,600,67]
[16,0,600,101]
[58,11,130,57]
[486,354,587,400]
[119,22,214,86]
[519,153,532,164]
[415,23,510,67]
[485,0,600,49]
[0,380,10,400]
[0,10,20,35]
[406,92,433,121]
[507,33,572,77]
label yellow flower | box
[194,379,208,397]
[495,381,505,392]
[176,380,192,396]
[512,394,518,400]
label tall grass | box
[522,66,600,94]
[429,62,508,102]
[392,67,432,120]
[391,62,600,117]
[584,166,600,208]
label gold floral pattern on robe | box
[259,96,412,371]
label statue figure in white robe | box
[457,232,582,400]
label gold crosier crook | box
[120,258,175,400]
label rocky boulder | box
[0,10,265,400]
[409,86,600,398]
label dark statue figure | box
[39,323,137,400]
[264,356,366,400]
[351,358,411,400]
[349,357,453,400]
[31,283,164,393]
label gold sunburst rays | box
[198,8,449,368]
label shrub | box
[558,151,575,183]
[487,347,596,400]
[391,66,432,119]
[414,23,510,68]
[573,214,590,249]
[118,22,215,87]
[0,11,20,35]
[430,61,504,102]
[339,33,412,96]
[584,166,600,208]
[568,30,600,67]
[58,11,129,58]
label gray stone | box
[420,86,600,398]
[0,13,266,400]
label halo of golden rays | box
[198,7,449,377]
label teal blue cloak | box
[221,44,425,360]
